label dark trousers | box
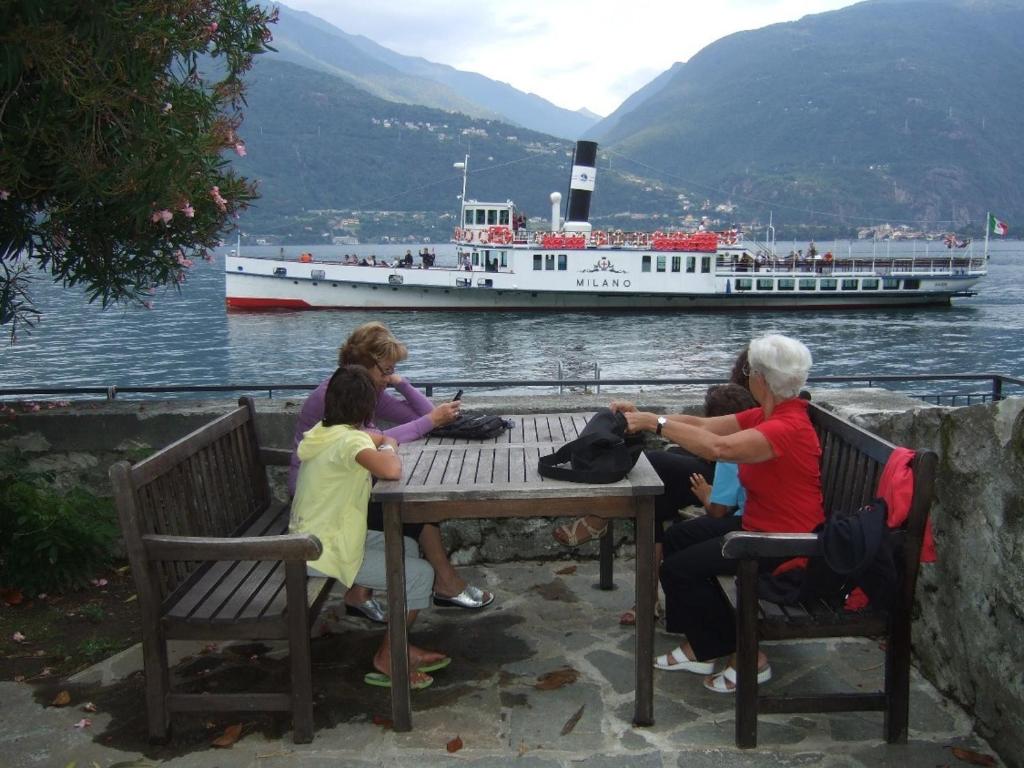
[660,515,745,661]
[646,449,715,544]
[366,500,425,541]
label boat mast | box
[453,154,469,223]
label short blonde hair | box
[747,334,812,400]
[338,322,408,368]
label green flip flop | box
[417,656,451,674]
[364,671,433,690]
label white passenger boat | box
[225,141,986,310]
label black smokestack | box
[565,140,598,224]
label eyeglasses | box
[375,361,396,376]
[741,363,759,378]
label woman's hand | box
[385,373,403,388]
[689,472,712,507]
[429,400,461,427]
[609,400,637,414]
[622,410,657,434]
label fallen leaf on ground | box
[72,719,92,729]
[446,736,463,753]
[950,747,997,766]
[554,565,577,575]
[211,723,243,748]
[372,714,393,729]
[13,675,25,683]
[51,690,72,707]
[123,594,137,603]
[12,631,26,643]
[81,702,98,713]
[1,589,23,606]
[560,704,585,735]
[534,667,579,690]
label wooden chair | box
[110,397,334,743]
[719,402,938,748]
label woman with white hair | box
[612,333,824,692]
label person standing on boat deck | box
[289,321,495,621]
[290,365,449,690]
[633,334,823,693]
[404,249,413,267]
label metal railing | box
[1,373,1022,406]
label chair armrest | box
[142,533,322,562]
[721,531,820,559]
[261,447,293,466]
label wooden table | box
[372,413,663,731]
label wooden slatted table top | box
[373,413,663,503]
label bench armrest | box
[721,531,820,559]
[142,533,322,562]
[260,447,293,466]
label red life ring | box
[593,230,609,246]
[477,229,489,244]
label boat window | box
[778,278,795,291]
[533,254,542,270]
[701,256,711,273]
[472,253,480,266]
[477,278,493,288]
[273,267,287,277]
[903,279,920,290]
[883,278,900,290]
[799,278,816,291]
[475,209,486,225]
[735,278,752,291]
[820,279,838,291]
[487,209,497,225]
[501,251,508,267]
[842,279,859,290]
[311,269,325,281]
[757,279,774,290]
[499,210,509,225]
[656,255,666,273]
[388,274,403,286]
[686,257,696,273]
[545,254,555,270]
[671,256,681,273]
[465,209,474,225]
[558,254,567,271]
[862,278,879,290]
[456,277,472,287]
[642,255,651,273]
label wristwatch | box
[378,444,395,452]
[656,416,667,436]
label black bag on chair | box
[537,408,644,484]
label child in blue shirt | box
[689,384,756,517]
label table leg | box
[633,497,655,726]
[383,501,412,731]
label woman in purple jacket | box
[289,322,494,621]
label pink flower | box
[162,102,172,113]
[210,186,228,212]
[234,142,247,158]
[12,631,26,642]
[209,21,218,33]
[150,209,173,224]
[179,202,195,218]
[0,189,9,200]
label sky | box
[280,0,856,116]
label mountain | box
[594,0,1024,229]
[587,62,685,141]
[270,5,601,140]
[232,59,686,239]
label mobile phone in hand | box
[452,389,463,401]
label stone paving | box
[1,560,1005,768]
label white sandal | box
[653,646,714,674]
[703,663,772,693]
[553,517,608,547]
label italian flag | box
[988,213,1009,236]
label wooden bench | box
[109,397,334,744]
[718,401,938,748]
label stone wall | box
[1,389,1021,761]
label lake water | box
[2,240,1022,399]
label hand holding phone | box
[452,389,463,401]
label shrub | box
[0,470,118,596]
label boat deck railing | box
[2,373,1021,408]
[713,254,987,276]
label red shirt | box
[735,398,824,533]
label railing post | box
[992,376,1003,402]
[106,386,117,400]
[558,361,563,395]
[595,362,601,395]
[424,384,433,397]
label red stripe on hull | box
[225,297,313,309]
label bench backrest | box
[110,397,271,600]
[808,402,937,611]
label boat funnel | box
[564,140,597,234]
[549,192,562,232]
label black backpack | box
[428,414,514,440]
[537,408,644,484]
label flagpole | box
[984,211,990,260]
